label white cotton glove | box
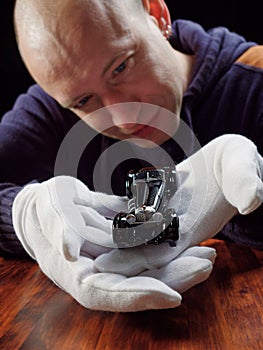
[12,198,215,311]
[95,134,263,276]
[13,214,182,312]
[12,176,217,311]
[12,176,126,261]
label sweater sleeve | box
[0,185,27,256]
[0,84,78,257]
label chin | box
[126,133,171,148]
[126,138,158,148]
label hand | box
[12,176,127,261]
[95,134,263,276]
[13,219,216,311]
[12,177,216,312]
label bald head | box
[14,0,150,91]
[14,0,144,61]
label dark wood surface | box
[1,239,263,350]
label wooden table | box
[1,239,263,350]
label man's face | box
[22,1,187,147]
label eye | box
[113,60,127,77]
[74,95,91,109]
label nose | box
[108,103,142,130]
[101,90,141,129]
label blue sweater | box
[1,20,262,256]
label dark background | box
[0,0,261,117]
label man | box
[0,0,262,311]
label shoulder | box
[235,45,263,69]
[3,84,78,129]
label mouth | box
[131,124,157,139]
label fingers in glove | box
[214,135,263,214]
[80,240,112,258]
[139,256,213,293]
[77,271,182,312]
[94,244,180,276]
[77,205,112,233]
[74,206,116,248]
[179,246,217,263]
[76,191,128,219]
[63,225,114,261]
[36,231,182,312]
[62,229,85,261]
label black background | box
[0,0,261,117]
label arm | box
[0,84,77,256]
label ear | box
[141,0,171,33]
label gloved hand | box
[13,176,219,312]
[12,176,216,312]
[12,175,127,261]
[95,134,263,276]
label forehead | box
[40,2,140,101]
[23,0,137,80]
[60,2,137,72]
[16,0,143,58]
[65,1,134,53]
[54,3,132,63]
[43,0,133,60]
[63,0,131,36]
